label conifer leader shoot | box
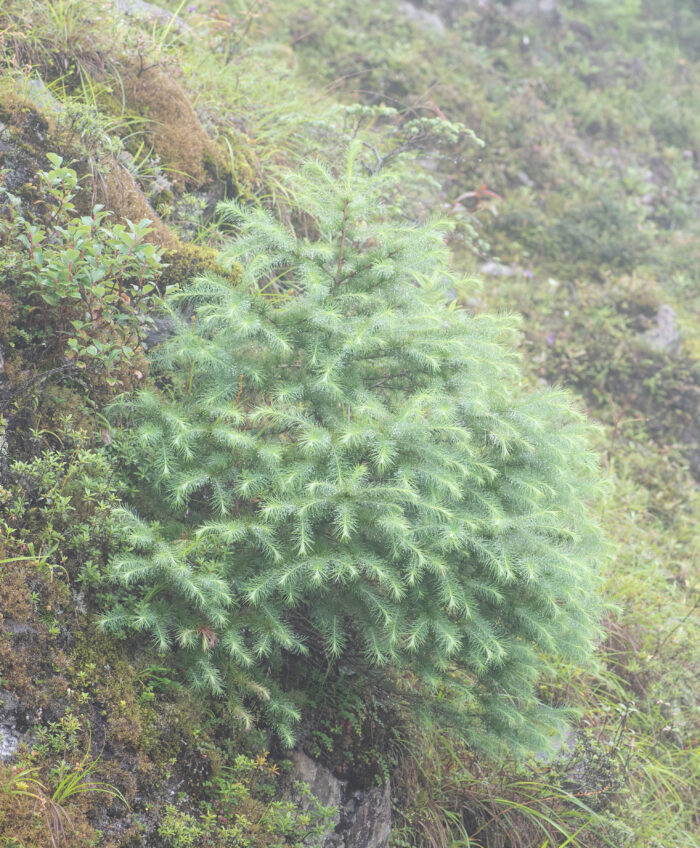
[102,147,604,751]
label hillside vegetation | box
[0,1,697,847]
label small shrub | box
[157,753,335,848]
[0,418,126,589]
[0,154,162,383]
[102,147,605,753]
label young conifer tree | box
[102,147,604,751]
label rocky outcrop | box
[643,304,681,357]
[399,1,446,33]
[513,0,561,18]
[25,79,64,118]
[113,0,193,35]
[285,751,392,848]
[0,691,26,762]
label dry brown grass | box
[95,155,179,249]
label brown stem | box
[336,198,349,280]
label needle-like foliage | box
[102,146,604,751]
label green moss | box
[119,64,221,192]
[161,243,242,289]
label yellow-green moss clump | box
[161,243,242,289]
[120,64,223,192]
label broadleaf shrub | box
[0,154,162,382]
[102,147,605,752]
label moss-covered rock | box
[119,63,222,193]
[160,243,242,289]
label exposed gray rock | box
[0,111,51,195]
[399,1,446,33]
[342,782,392,848]
[479,260,515,277]
[144,314,177,351]
[644,304,681,356]
[2,621,39,636]
[513,0,561,20]
[25,78,64,118]
[446,0,490,8]
[287,750,343,828]
[285,751,392,848]
[0,348,6,479]
[0,691,23,762]
[113,0,193,35]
